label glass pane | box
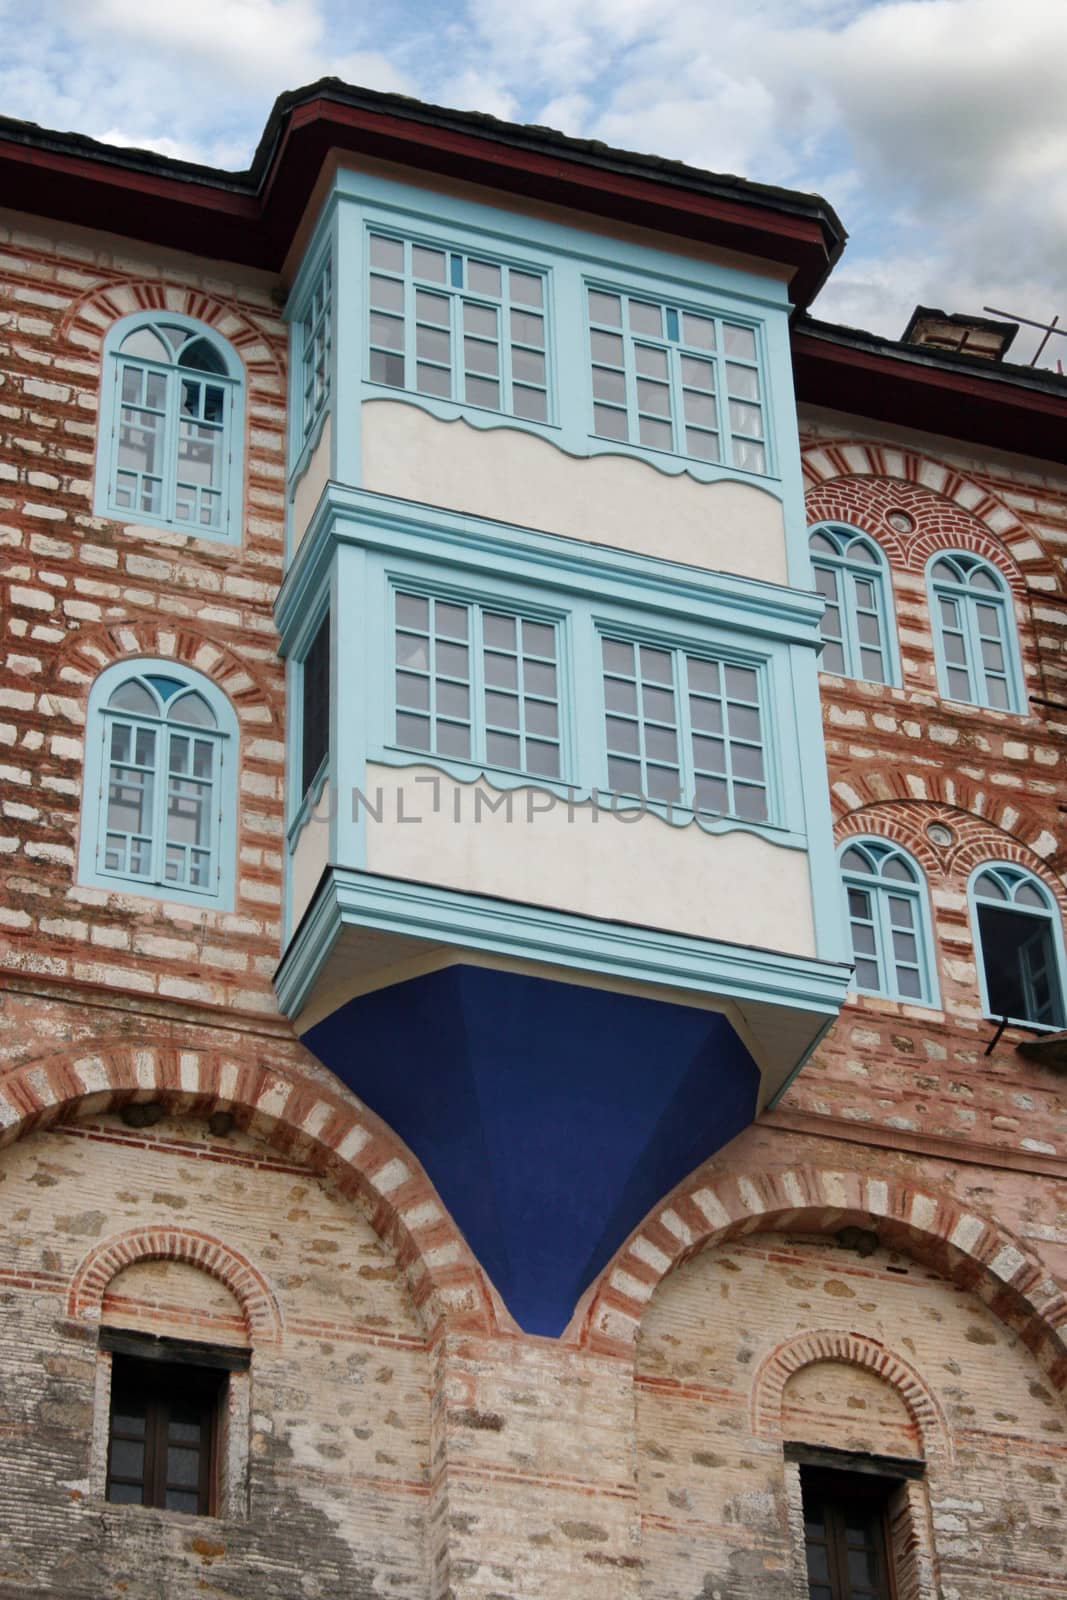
[397,593,429,629]
[463,302,497,338]
[526,700,558,737]
[370,273,404,311]
[437,721,471,759]
[647,765,681,802]
[510,271,543,307]
[512,310,545,349]
[417,326,451,363]
[723,324,757,360]
[588,291,622,326]
[640,648,672,684]
[418,364,452,398]
[370,313,404,351]
[726,362,760,401]
[486,692,520,730]
[637,379,671,416]
[396,673,429,711]
[483,612,515,648]
[602,638,634,674]
[629,301,662,336]
[883,855,915,882]
[608,757,641,793]
[513,349,546,386]
[680,355,714,389]
[593,365,626,403]
[686,429,720,461]
[438,682,470,718]
[682,313,715,349]
[689,696,722,733]
[694,777,727,813]
[684,392,717,427]
[485,652,518,690]
[642,686,675,721]
[412,246,447,282]
[733,744,764,781]
[971,565,1000,591]
[606,717,640,755]
[165,1489,200,1514]
[435,642,469,677]
[468,260,501,296]
[594,405,628,440]
[168,692,215,728]
[646,726,677,763]
[435,602,468,639]
[110,681,157,715]
[605,678,637,714]
[369,235,404,271]
[975,871,1006,900]
[396,712,431,748]
[110,1439,145,1478]
[733,439,766,473]
[855,957,880,989]
[167,1446,201,1488]
[635,345,669,380]
[1016,882,1045,908]
[464,338,499,375]
[639,416,672,450]
[487,731,520,767]
[370,350,404,387]
[523,621,555,657]
[734,784,768,821]
[513,385,548,421]
[527,741,559,777]
[525,661,556,696]
[466,376,500,408]
[396,633,429,670]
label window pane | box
[468,260,501,296]
[588,291,622,325]
[510,271,543,307]
[594,405,628,440]
[682,313,715,349]
[723,325,756,360]
[635,345,669,379]
[629,301,662,336]
[413,246,447,282]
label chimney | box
[901,306,1018,362]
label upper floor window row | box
[387,589,771,827]
[95,314,244,546]
[300,255,332,443]
[810,525,1024,714]
[361,229,771,477]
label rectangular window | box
[301,612,331,798]
[601,636,769,821]
[368,233,549,422]
[393,590,561,778]
[107,1352,224,1516]
[586,287,767,473]
[800,1465,899,1600]
[301,256,332,440]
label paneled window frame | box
[585,283,771,475]
[366,228,552,425]
[926,550,1024,713]
[839,838,939,1007]
[809,523,899,686]
[95,311,245,545]
[78,659,239,911]
[346,550,806,844]
[300,253,333,442]
[969,862,1067,1030]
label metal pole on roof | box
[984,306,1066,366]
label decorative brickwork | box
[750,1329,952,1463]
[68,1225,283,1342]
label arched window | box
[79,662,238,909]
[839,840,938,1005]
[970,865,1065,1027]
[809,524,897,684]
[927,552,1022,711]
[95,313,244,544]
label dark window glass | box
[107,1354,223,1516]
[800,1467,896,1600]
[301,613,331,798]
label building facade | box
[0,81,1064,1600]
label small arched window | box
[95,314,244,544]
[840,839,938,1005]
[79,662,238,908]
[810,524,897,684]
[971,865,1065,1027]
[927,552,1021,711]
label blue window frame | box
[300,256,332,442]
[586,286,767,473]
[600,636,769,822]
[840,839,938,1004]
[392,589,563,779]
[970,865,1065,1027]
[927,552,1022,711]
[95,313,244,544]
[367,232,550,423]
[79,661,238,909]
[809,524,897,684]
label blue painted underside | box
[304,966,759,1336]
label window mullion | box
[154,725,171,888]
[875,882,896,997]
[674,652,697,812]
[962,592,985,703]
[471,606,487,765]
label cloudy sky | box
[1,0,1065,365]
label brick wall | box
[1,208,1066,1598]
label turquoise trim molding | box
[809,522,901,687]
[838,837,940,1009]
[275,486,851,964]
[283,167,812,567]
[94,310,245,546]
[925,549,1025,714]
[967,861,1067,1030]
[275,865,853,1022]
[78,657,239,912]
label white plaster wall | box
[289,780,331,931]
[361,763,815,957]
[291,413,331,551]
[361,401,788,584]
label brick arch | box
[68,1226,282,1344]
[800,439,1056,591]
[572,1164,1067,1388]
[59,280,286,394]
[42,617,282,738]
[0,1041,506,1343]
[827,771,1059,872]
[751,1330,952,1465]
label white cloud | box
[1,0,1064,366]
